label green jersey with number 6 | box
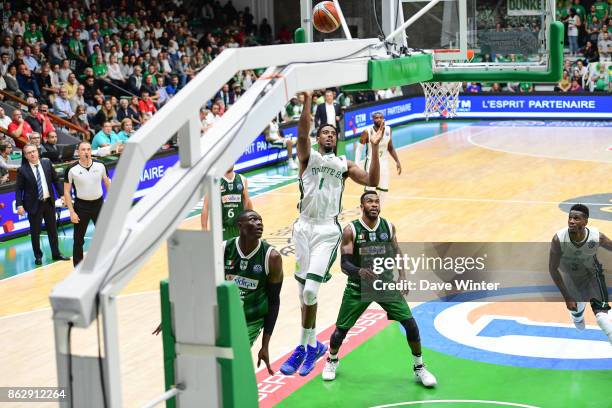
[224,237,273,322]
[221,173,246,240]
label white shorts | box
[293,216,342,285]
[365,160,389,192]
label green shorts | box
[335,283,412,330]
[223,225,240,241]
[247,318,264,346]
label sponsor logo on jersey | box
[228,183,234,190]
[369,232,377,241]
[412,287,612,370]
[224,260,234,269]
[379,232,389,241]
[237,183,243,191]
[222,194,242,203]
[227,274,258,290]
[253,264,263,273]
[240,259,248,270]
[588,241,596,249]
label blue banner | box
[234,124,298,172]
[344,94,612,138]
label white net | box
[420,81,462,119]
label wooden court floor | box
[1,123,611,406]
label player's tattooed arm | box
[600,232,612,251]
[296,91,313,171]
[259,249,283,375]
[548,234,576,310]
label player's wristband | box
[341,254,361,278]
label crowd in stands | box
[0,0,294,184]
[465,0,611,93]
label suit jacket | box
[15,158,63,214]
[314,102,342,130]
[41,143,61,163]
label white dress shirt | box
[325,102,336,126]
[30,161,50,199]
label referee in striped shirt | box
[64,141,111,267]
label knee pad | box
[330,327,349,349]
[400,318,421,343]
[303,280,320,306]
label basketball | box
[313,1,341,33]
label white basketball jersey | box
[269,121,280,141]
[363,125,390,170]
[556,227,602,277]
[299,149,348,220]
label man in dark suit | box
[41,131,61,163]
[314,89,342,131]
[16,143,69,265]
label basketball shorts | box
[223,225,240,241]
[563,269,610,312]
[364,159,389,192]
[335,283,412,330]
[247,318,264,346]
[293,216,342,285]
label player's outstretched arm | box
[242,177,253,211]
[259,249,283,375]
[200,195,209,230]
[600,232,612,251]
[296,91,313,172]
[548,235,576,310]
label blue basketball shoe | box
[279,345,306,375]
[298,341,328,376]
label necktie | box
[35,164,44,200]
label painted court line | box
[372,400,540,408]
[256,309,391,407]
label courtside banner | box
[344,94,612,137]
[234,124,298,172]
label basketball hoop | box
[420,49,474,119]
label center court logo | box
[413,287,612,370]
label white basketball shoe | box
[414,364,437,387]
[322,357,339,381]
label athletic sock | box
[413,354,423,367]
[595,312,612,342]
[308,328,317,347]
[329,352,338,361]
[570,302,586,322]
[301,327,314,347]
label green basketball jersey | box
[349,217,395,286]
[220,174,246,228]
[224,237,272,322]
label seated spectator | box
[202,102,221,133]
[38,64,61,103]
[519,82,534,93]
[598,32,612,61]
[569,78,583,92]
[117,98,141,128]
[94,99,118,129]
[556,70,572,92]
[138,91,157,115]
[0,107,12,130]
[0,142,19,184]
[285,95,304,122]
[107,55,126,85]
[0,53,9,76]
[465,82,482,93]
[264,117,297,169]
[83,76,104,106]
[63,73,80,100]
[16,63,42,99]
[582,41,599,62]
[92,121,119,149]
[591,63,610,91]
[49,36,68,66]
[70,105,94,141]
[25,104,54,139]
[156,76,170,106]
[7,109,32,148]
[23,46,41,73]
[141,74,160,103]
[4,65,25,98]
[128,65,144,95]
[92,54,108,80]
[165,75,181,97]
[53,88,75,119]
[71,85,87,113]
[38,104,56,139]
[117,118,135,143]
[490,83,503,92]
[176,54,195,86]
[58,59,73,84]
[41,131,61,163]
